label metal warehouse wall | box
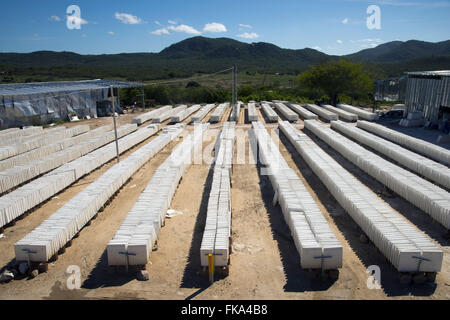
[405,76,450,123]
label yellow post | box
[208,253,214,284]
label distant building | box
[0,79,143,129]
[374,77,407,102]
[374,70,450,124]
[404,70,450,124]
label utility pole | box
[231,65,235,107]
[234,65,238,105]
[232,65,237,107]
[141,87,146,109]
[110,85,120,163]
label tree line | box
[120,60,377,108]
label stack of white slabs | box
[0,128,20,142]
[151,107,173,124]
[247,103,258,122]
[0,128,20,136]
[305,120,450,230]
[171,104,201,123]
[3,125,63,141]
[252,121,342,270]
[280,120,443,273]
[214,122,235,170]
[153,105,186,123]
[191,104,216,123]
[304,104,338,121]
[357,120,450,166]
[0,126,73,161]
[322,105,358,121]
[261,103,279,122]
[337,104,377,121]
[210,102,230,123]
[0,127,43,146]
[200,122,235,267]
[0,125,102,171]
[230,102,242,122]
[14,124,186,263]
[0,124,137,195]
[331,121,450,189]
[131,106,172,125]
[107,123,209,266]
[288,103,318,120]
[168,105,187,122]
[0,124,162,229]
[273,102,299,122]
[0,126,66,149]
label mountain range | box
[0,36,449,82]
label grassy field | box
[138,72,298,89]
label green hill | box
[346,40,450,63]
[0,36,449,83]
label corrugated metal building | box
[0,79,143,129]
[404,70,450,123]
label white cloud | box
[151,22,201,35]
[168,24,201,34]
[203,22,227,33]
[358,38,382,43]
[351,38,382,48]
[337,39,343,44]
[361,43,379,48]
[155,21,162,26]
[66,15,88,25]
[239,23,252,28]
[168,20,177,25]
[49,15,61,22]
[237,32,259,39]
[151,21,227,36]
[115,12,142,25]
[151,28,170,35]
[108,31,114,35]
[312,46,322,51]
[342,18,349,24]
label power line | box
[0,67,235,104]
[145,67,233,85]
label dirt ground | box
[0,106,448,300]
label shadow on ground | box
[179,158,229,295]
[81,251,137,289]
[250,129,337,292]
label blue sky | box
[0,0,449,55]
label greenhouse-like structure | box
[0,79,143,129]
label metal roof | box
[0,79,144,96]
[405,70,450,77]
